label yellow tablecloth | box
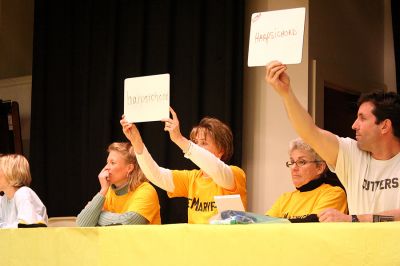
[1,222,399,266]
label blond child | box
[0,154,48,228]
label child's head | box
[0,154,31,188]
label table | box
[1,222,399,265]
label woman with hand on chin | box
[77,142,161,226]
[120,107,247,224]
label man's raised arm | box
[265,61,339,167]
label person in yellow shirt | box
[77,142,161,226]
[266,138,347,222]
[120,107,247,224]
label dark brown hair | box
[358,91,400,139]
[189,117,233,162]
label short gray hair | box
[288,138,324,163]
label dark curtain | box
[30,0,244,223]
[393,0,400,90]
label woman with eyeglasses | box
[266,138,348,222]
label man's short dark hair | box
[358,91,400,139]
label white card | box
[124,74,170,123]
[248,7,306,67]
[214,194,245,213]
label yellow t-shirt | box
[104,182,161,224]
[168,166,246,224]
[266,183,347,219]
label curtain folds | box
[30,0,244,223]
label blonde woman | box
[0,154,48,228]
[77,142,161,226]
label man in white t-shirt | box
[265,61,400,222]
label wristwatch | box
[373,215,395,222]
[351,215,359,222]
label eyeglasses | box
[285,159,322,168]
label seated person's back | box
[0,154,48,228]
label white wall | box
[243,0,396,214]
[243,0,309,213]
[309,0,391,126]
[0,0,34,79]
[384,0,397,91]
[0,0,33,157]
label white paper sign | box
[124,74,170,123]
[248,7,306,67]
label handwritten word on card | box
[248,7,306,67]
[124,74,170,123]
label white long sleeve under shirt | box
[135,141,234,192]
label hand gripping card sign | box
[124,74,170,123]
[248,7,306,67]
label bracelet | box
[372,215,395,222]
[351,215,359,222]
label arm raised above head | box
[265,61,339,167]
[162,108,235,189]
[120,115,175,192]
[161,107,190,152]
[120,115,145,154]
[184,141,235,189]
